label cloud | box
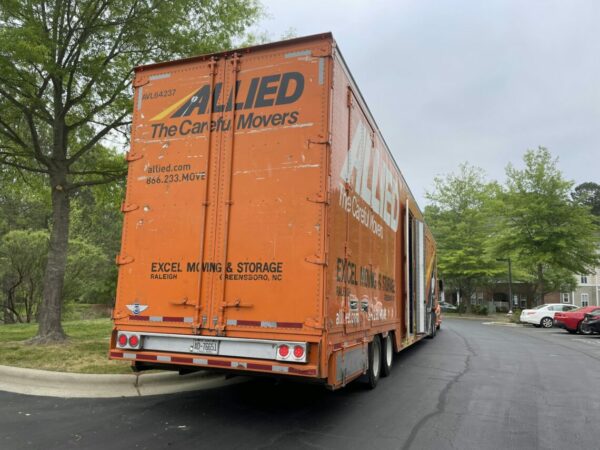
[258,0,600,205]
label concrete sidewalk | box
[0,365,246,398]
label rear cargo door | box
[115,41,330,336]
[207,45,330,337]
[114,59,224,330]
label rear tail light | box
[129,335,140,347]
[527,311,536,315]
[117,333,128,347]
[116,332,141,349]
[278,344,289,358]
[276,343,307,362]
[293,345,305,359]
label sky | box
[254,0,600,207]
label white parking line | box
[571,338,600,347]
[482,322,519,327]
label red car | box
[554,306,600,334]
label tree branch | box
[66,73,131,130]
[65,0,137,109]
[0,152,50,174]
[67,111,129,165]
[67,173,125,191]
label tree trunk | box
[30,173,70,343]
[2,303,16,324]
[537,263,544,306]
[463,284,473,314]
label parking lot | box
[2,318,600,450]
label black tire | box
[366,335,381,389]
[381,334,393,378]
[426,312,437,339]
[578,321,592,335]
[567,329,577,334]
[540,317,553,328]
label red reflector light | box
[278,345,289,358]
[117,334,127,347]
[293,345,304,358]
[129,335,139,347]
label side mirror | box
[438,279,444,292]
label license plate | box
[190,339,219,355]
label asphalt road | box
[2,319,600,450]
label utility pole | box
[507,258,513,314]
[497,257,514,314]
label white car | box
[520,303,578,328]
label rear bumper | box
[520,316,538,325]
[109,331,320,379]
[109,350,319,377]
[130,331,308,363]
[554,319,578,331]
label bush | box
[510,309,522,323]
[471,304,488,315]
[0,230,114,324]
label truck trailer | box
[109,33,441,389]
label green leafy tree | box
[0,164,51,234]
[572,182,600,217]
[0,0,261,342]
[493,147,600,305]
[70,179,125,304]
[0,230,48,323]
[425,163,500,312]
[504,260,577,309]
[1,229,112,323]
[63,237,111,304]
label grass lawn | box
[0,319,133,374]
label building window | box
[581,293,589,307]
[581,275,588,284]
[562,293,570,303]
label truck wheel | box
[381,334,393,377]
[426,312,436,339]
[366,335,381,389]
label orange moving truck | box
[110,33,441,389]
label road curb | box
[482,321,520,327]
[443,315,513,323]
[0,365,244,398]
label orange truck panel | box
[110,33,440,390]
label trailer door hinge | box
[170,297,191,307]
[305,255,327,266]
[308,137,330,147]
[347,90,354,108]
[125,152,143,162]
[112,309,128,320]
[220,299,253,310]
[304,317,323,329]
[307,193,328,204]
[121,202,139,213]
[116,254,134,265]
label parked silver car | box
[439,302,458,312]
